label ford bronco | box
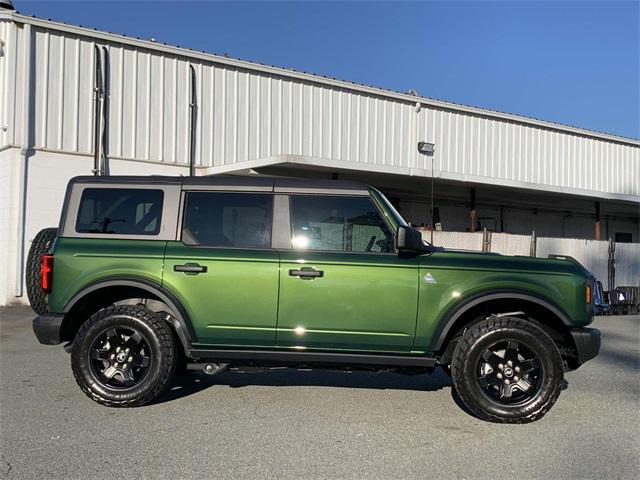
[30,175,601,423]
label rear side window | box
[75,188,164,235]
[182,192,273,248]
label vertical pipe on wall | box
[595,201,601,240]
[92,44,104,175]
[188,64,197,176]
[101,46,110,175]
[15,23,32,297]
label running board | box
[187,348,437,368]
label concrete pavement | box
[1,307,638,479]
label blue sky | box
[17,0,640,139]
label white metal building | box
[1,7,639,305]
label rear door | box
[276,194,419,353]
[162,190,279,347]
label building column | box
[595,201,601,240]
[469,188,477,232]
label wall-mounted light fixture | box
[418,141,435,156]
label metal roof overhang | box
[202,154,640,204]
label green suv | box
[30,175,600,423]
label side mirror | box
[397,225,430,254]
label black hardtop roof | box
[69,174,370,193]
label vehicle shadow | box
[155,367,454,405]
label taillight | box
[41,254,54,293]
[585,284,592,304]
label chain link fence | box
[490,233,531,256]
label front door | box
[277,194,419,353]
[163,191,279,347]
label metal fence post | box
[608,238,616,290]
[530,230,536,257]
[482,228,490,252]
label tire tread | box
[71,305,176,407]
[450,315,563,424]
[26,227,57,315]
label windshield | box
[369,188,408,231]
[369,188,435,247]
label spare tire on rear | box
[26,227,58,314]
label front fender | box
[415,269,581,353]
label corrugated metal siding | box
[1,20,20,148]
[2,19,639,198]
[615,243,640,287]
[536,237,610,288]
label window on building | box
[76,188,164,235]
[182,192,273,248]
[289,195,394,253]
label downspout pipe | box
[92,44,104,175]
[15,23,33,297]
[101,46,110,175]
[188,64,197,176]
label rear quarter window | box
[75,188,164,235]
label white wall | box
[0,148,20,305]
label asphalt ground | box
[0,306,638,480]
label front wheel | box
[71,305,176,407]
[450,316,564,423]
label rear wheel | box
[26,227,57,314]
[71,305,176,407]
[450,316,563,423]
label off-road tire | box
[450,316,564,424]
[71,305,176,407]
[26,227,57,314]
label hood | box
[424,248,591,279]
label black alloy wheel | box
[71,305,176,407]
[89,326,152,389]
[450,316,564,423]
[476,339,543,405]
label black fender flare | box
[428,291,573,353]
[63,277,196,354]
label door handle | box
[174,263,207,274]
[289,268,324,279]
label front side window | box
[75,188,164,235]
[290,195,394,253]
[182,192,273,248]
